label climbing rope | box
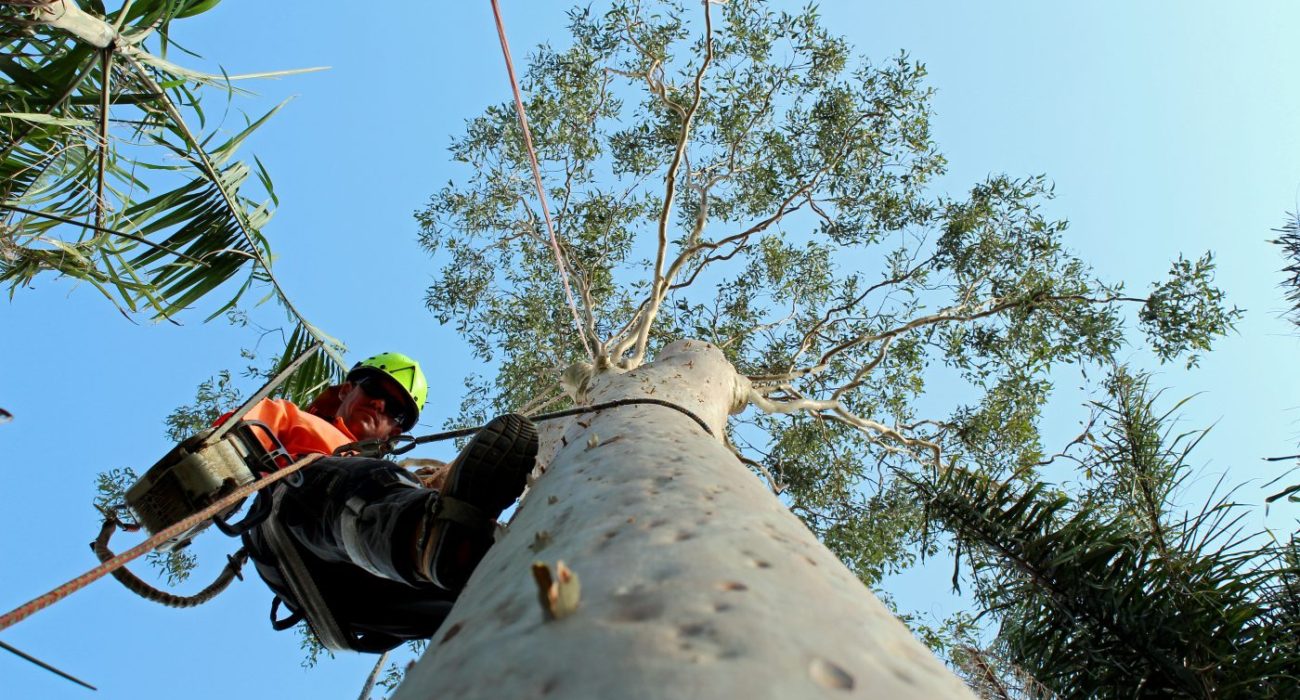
[489,0,594,361]
[0,454,324,634]
[0,397,710,633]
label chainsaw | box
[124,344,322,551]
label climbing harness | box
[259,484,355,650]
[257,397,713,653]
[0,351,713,649]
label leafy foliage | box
[913,369,1300,698]
[374,640,427,696]
[1271,210,1300,328]
[297,621,331,669]
[1139,253,1242,368]
[93,464,197,583]
[1266,212,1300,505]
[1,0,344,391]
[163,368,243,442]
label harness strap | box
[269,596,303,631]
[261,485,353,651]
[434,496,489,531]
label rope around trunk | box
[339,397,716,458]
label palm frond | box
[1,0,344,376]
[1272,210,1300,328]
[272,323,346,406]
[907,369,1300,698]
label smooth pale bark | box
[395,340,973,699]
[30,1,117,48]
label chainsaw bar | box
[203,341,324,447]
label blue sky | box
[3,2,1299,697]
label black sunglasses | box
[356,377,408,427]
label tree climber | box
[229,352,539,652]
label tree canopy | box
[4,2,1275,697]
[417,0,1239,589]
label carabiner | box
[384,434,418,456]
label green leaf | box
[177,0,223,19]
[0,112,93,128]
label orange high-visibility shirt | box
[220,398,357,457]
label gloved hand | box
[399,458,452,491]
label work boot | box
[413,413,538,590]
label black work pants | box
[243,456,455,648]
[276,455,432,584]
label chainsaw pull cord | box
[335,397,715,458]
[90,517,250,609]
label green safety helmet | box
[346,351,428,431]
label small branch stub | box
[530,530,553,552]
[531,560,580,621]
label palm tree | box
[1,0,340,389]
[911,367,1300,698]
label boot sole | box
[428,413,538,589]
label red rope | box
[489,0,594,360]
[0,454,324,633]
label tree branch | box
[746,385,942,465]
[93,45,111,232]
[789,252,937,370]
[630,0,716,368]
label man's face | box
[335,376,407,440]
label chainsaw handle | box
[212,493,273,537]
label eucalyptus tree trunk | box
[394,340,973,699]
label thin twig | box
[736,452,786,495]
[93,44,112,232]
[356,651,388,700]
